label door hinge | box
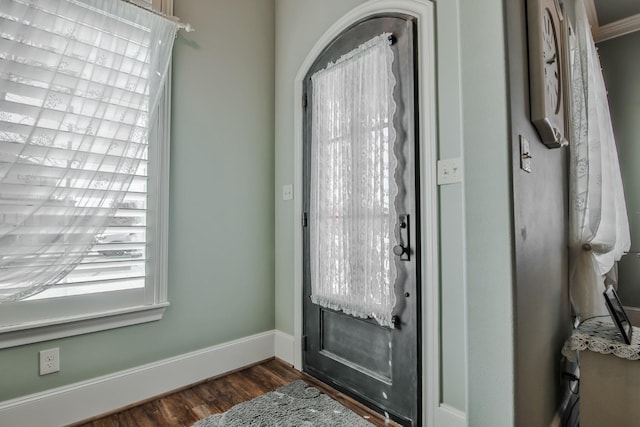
[302,212,308,228]
[303,93,308,109]
[302,335,308,351]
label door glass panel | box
[309,33,398,328]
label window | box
[0,0,178,348]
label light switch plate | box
[437,158,462,185]
[520,135,532,173]
[282,184,293,201]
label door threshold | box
[301,368,407,427]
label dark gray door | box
[302,15,420,426]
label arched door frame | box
[292,1,441,426]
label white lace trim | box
[562,318,640,362]
[310,294,394,328]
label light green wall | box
[0,0,517,424]
[273,0,368,337]
[0,0,275,402]
[459,0,514,424]
[599,31,640,306]
[434,0,466,412]
[274,0,514,422]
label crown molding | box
[595,13,640,43]
[586,0,640,43]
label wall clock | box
[527,0,568,148]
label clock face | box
[543,8,560,114]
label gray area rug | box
[192,380,373,426]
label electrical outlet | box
[39,348,60,375]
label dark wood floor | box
[72,358,399,427]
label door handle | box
[393,245,407,256]
[394,214,410,261]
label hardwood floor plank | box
[156,388,204,426]
[72,358,399,427]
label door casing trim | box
[292,1,442,426]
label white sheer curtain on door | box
[309,33,398,327]
[569,0,630,320]
[0,0,178,302]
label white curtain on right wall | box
[569,0,631,320]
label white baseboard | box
[0,330,277,427]
[435,404,466,427]
[0,329,468,427]
[274,330,295,365]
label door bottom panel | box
[321,309,393,382]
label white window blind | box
[0,0,178,347]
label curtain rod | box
[120,0,195,32]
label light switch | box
[520,135,532,173]
[282,184,293,201]
[437,158,462,185]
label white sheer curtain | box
[0,0,178,302]
[310,33,398,327]
[569,0,630,320]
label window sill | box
[0,303,170,349]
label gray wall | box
[274,0,515,424]
[506,1,572,426]
[0,0,275,402]
[599,31,640,306]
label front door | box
[302,15,420,426]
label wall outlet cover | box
[39,347,60,375]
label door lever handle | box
[394,214,410,261]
